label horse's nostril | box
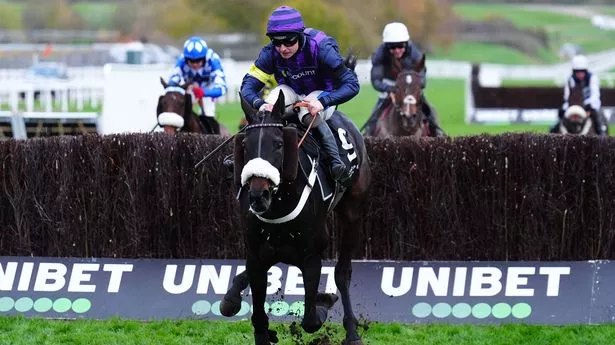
[262,189,270,199]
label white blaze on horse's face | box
[405,74,413,85]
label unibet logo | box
[381,266,571,297]
[410,302,532,319]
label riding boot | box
[549,121,561,134]
[222,154,234,172]
[590,109,608,136]
[362,98,388,135]
[421,97,445,137]
[315,123,351,186]
[199,115,220,134]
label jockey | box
[363,22,444,136]
[239,5,359,185]
[167,36,228,134]
[550,54,607,135]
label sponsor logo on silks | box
[289,70,316,80]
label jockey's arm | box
[203,54,228,98]
[316,38,359,108]
[241,47,275,110]
[167,58,185,86]
[587,74,601,110]
[370,47,392,93]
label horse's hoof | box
[219,296,242,317]
[268,329,279,343]
[316,292,339,309]
[344,340,364,345]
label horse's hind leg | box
[220,270,249,317]
[335,195,367,345]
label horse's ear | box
[183,93,192,118]
[156,96,163,115]
[160,77,168,89]
[414,53,426,72]
[271,90,285,121]
[239,92,257,123]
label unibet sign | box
[0,257,611,324]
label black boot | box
[421,98,445,137]
[549,122,560,134]
[199,115,220,134]
[315,123,351,186]
[590,109,608,136]
[223,154,234,172]
[362,98,388,135]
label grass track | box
[1,316,615,345]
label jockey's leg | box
[302,90,352,186]
[362,97,389,135]
[421,95,445,137]
[315,119,352,186]
[590,108,608,135]
[199,115,220,134]
[199,97,220,134]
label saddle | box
[295,111,361,211]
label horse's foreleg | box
[248,260,277,345]
[220,270,250,317]
[300,254,328,334]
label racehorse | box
[557,81,606,135]
[220,90,371,345]
[368,53,438,138]
[157,77,230,136]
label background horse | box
[557,81,609,136]
[157,77,230,136]
[221,91,371,345]
[369,54,439,138]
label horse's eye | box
[274,141,284,150]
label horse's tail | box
[344,49,359,72]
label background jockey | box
[167,36,228,134]
[363,22,444,137]
[239,5,359,185]
[550,54,608,135]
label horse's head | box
[562,104,590,134]
[157,77,192,134]
[237,91,298,214]
[388,53,425,134]
[393,73,423,132]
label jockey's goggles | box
[185,58,205,64]
[270,35,299,47]
[386,42,407,50]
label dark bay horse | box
[368,54,439,138]
[221,91,371,345]
[157,77,230,136]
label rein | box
[194,101,317,168]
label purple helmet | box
[266,6,305,35]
